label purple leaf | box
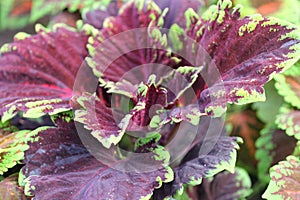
[22,118,173,200]
[0,25,90,121]
[74,93,124,148]
[83,1,120,29]
[126,81,168,132]
[174,0,300,115]
[154,0,203,28]
[153,136,241,199]
[74,72,203,147]
[197,167,252,200]
[87,0,176,87]
[74,79,168,147]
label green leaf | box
[256,125,297,184]
[252,80,284,124]
[275,64,300,110]
[0,122,50,175]
[276,106,300,140]
[263,156,300,200]
[234,0,300,26]
[0,0,31,31]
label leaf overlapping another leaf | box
[76,0,203,148]
[153,136,242,199]
[0,0,300,199]
[74,93,125,148]
[197,167,252,200]
[82,0,121,29]
[0,120,50,175]
[0,25,90,122]
[172,0,300,114]
[86,0,175,86]
[256,126,297,184]
[21,118,173,200]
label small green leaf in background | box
[0,120,49,175]
[276,106,300,140]
[256,126,297,184]
[252,80,284,124]
[275,63,300,110]
[0,0,31,31]
[263,156,300,200]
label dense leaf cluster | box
[0,0,300,199]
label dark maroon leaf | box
[126,81,168,132]
[174,0,300,115]
[74,93,124,148]
[197,167,252,200]
[0,25,90,121]
[153,136,241,199]
[74,70,203,148]
[87,0,176,86]
[21,118,173,200]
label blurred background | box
[1,0,299,46]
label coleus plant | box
[0,0,300,199]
